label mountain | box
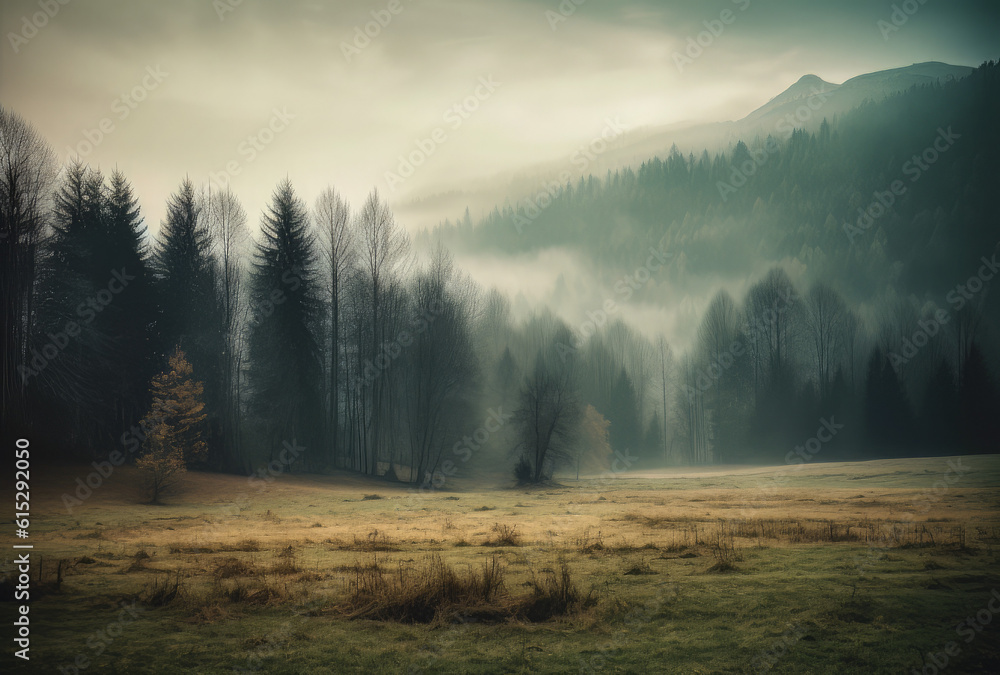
[400,62,977,234]
[610,62,974,163]
[429,60,999,301]
[739,61,972,132]
[741,74,840,124]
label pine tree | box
[248,179,323,464]
[104,169,158,436]
[863,348,913,455]
[137,348,207,503]
[643,413,664,466]
[35,162,115,451]
[155,178,223,463]
[959,344,999,454]
[37,165,160,453]
[607,368,640,456]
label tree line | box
[2,61,997,485]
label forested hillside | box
[431,62,998,302]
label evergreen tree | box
[607,368,641,458]
[863,348,913,454]
[643,412,664,466]
[959,344,999,454]
[35,163,116,452]
[918,358,959,453]
[247,179,324,465]
[136,348,207,502]
[104,169,158,437]
[155,178,223,463]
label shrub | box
[514,455,533,485]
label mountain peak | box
[743,74,838,122]
[742,62,972,126]
[795,74,826,86]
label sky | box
[2,0,997,238]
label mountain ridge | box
[400,61,978,233]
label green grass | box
[3,455,999,673]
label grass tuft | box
[483,522,522,547]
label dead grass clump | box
[362,494,384,501]
[270,546,300,575]
[168,544,216,554]
[707,522,743,573]
[123,551,151,573]
[341,555,507,623]
[169,539,259,554]
[348,529,400,552]
[339,556,589,623]
[214,577,286,605]
[473,505,496,512]
[483,523,522,547]
[512,562,592,622]
[221,539,261,552]
[621,512,674,528]
[623,559,657,576]
[577,529,605,554]
[141,572,182,606]
[609,539,655,554]
[214,557,256,579]
[187,603,231,624]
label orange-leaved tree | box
[136,348,207,503]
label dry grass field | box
[4,455,1000,673]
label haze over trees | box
[1,62,998,486]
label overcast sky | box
[2,0,997,236]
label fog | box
[3,0,995,236]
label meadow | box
[4,455,1000,674]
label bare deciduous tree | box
[0,106,57,436]
[403,242,479,484]
[355,189,409,475]
[314,186,354,468]
[205,186,248,469]
[515,329,581,483]
[804,282,848,399]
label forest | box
[2,62,998,490]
